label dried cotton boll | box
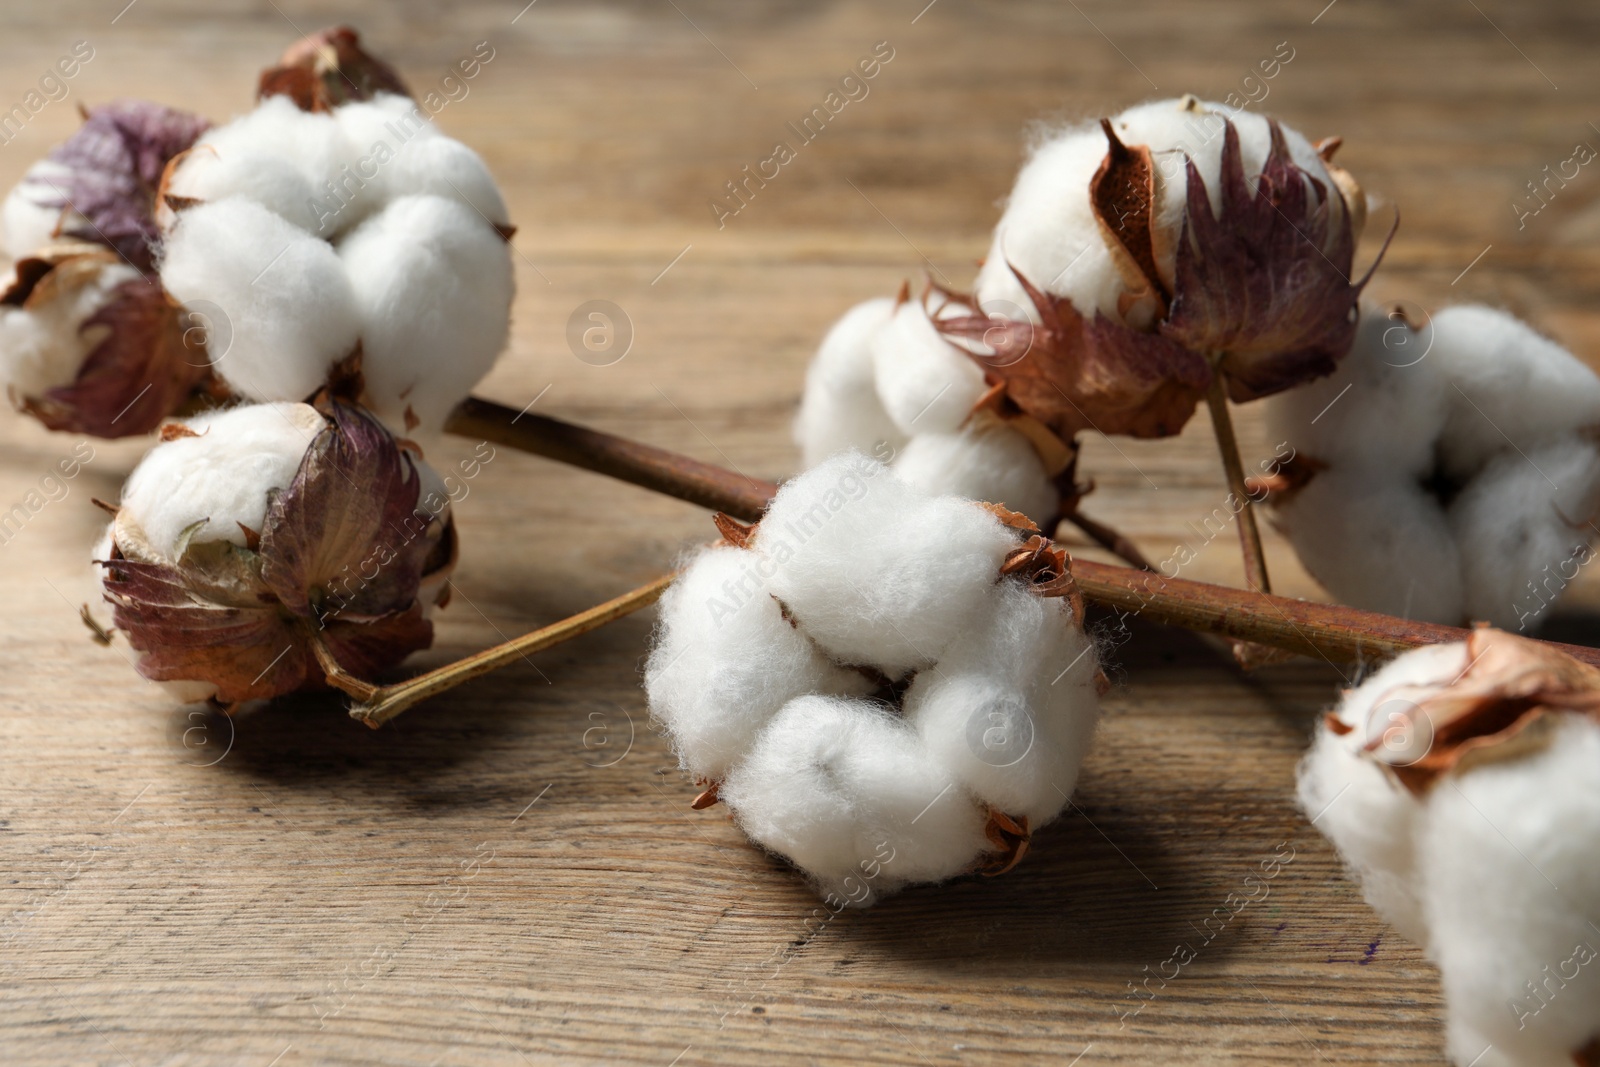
[336,195,513,431]
[1269,469,1465,625]
[643,460,1102,903]
[100,398,455,705]
[890,416,1059,529]
[1298,632,1600,1067]
[794,297,905,466]
[758,452,1017,675]
[1432,305,1600,483]
[644,545,872,781]
[159,197,361,404]
[0,245,210,437]
[904,581,1101,825]
[2,99,210,271]
[1450,437,1600,631]
[870,298,987,437]
[720,696,993,905]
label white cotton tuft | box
[158,198,361,404]
[160,146,321,233]
[645,545,872,781]
[891,416,1060,529]
[1418,714,1600,1066]
[1434,305,1600,482]
[1300,639,1600,1066]
[1450,436,1600,630]
[0,260,143,400]
[758,453,1017,675]
[794,297,905,466]
[870,298,987,437]
[192,96,346,205]
[335,194,513,431]
[1,162,70,257]
[117,401,324,561]
[975,122,1122,321]
[380,136,509,229]
[1266,303,1450,478]
[1270,470,1465,625]
[904,581,1100,824]
[721,695,992,905]
[1296,642,1468,947]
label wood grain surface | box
[3,2,1599,1064]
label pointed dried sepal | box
[12,100,210,273]
[259,26,412,113]
[936,269,1211,440]
[99,400,450,703]
[1161,120,1378,402]
[977,809,1031,876]
[2,245,215,437]
[1354,627,1600,795]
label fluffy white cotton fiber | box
[759,454,1016,675]
[0,258,143,401]
[891,417,1059,528]
[645,544,872,782]
[153,93,515,433]
[1298,638,1600,1067]
[116,401,325,560]
[337,195,513,430]
[794,297,904,467]
[722,696,993,906]
[159,198,362,404]
[644,453,1103,905]
[1265,302,1600,630]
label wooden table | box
[4,2,1598,1063]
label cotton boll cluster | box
[644,453,1104,904]
[794,291,1065,529]
[1265,303,1600,630]
[98,398,457,706]
[157,90,514,433]
[1298,630,1600,1067]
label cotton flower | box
[1262,302,1600,629]
[644,452,1105,904]
[0,242,213,437]
[1298,629,1600,1067]
[97,397,456,706]
[1,99,210,272]
[156,86,514,433]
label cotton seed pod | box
[1263,302,1600,630]
[1298,629,1600,1067]
[941,96,1378,445]
[97,397,456,706]
[1,99,210,272]
[644,452,1105,904]
[0,242,214,437]
[156,79,514,433]
[257,25,411,113]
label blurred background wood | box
[2,1,1598,1063]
